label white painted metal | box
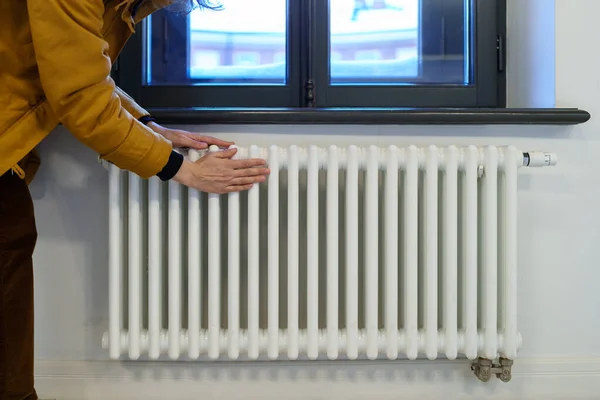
[168,178,182,360]
[208,145,221,360]
[443,146,458,360]
[188,150,201,359]
[248,145,260,360]
[148,176,161,360]
[483,146,499,359]
[384,146,398,360]
[424,145,438,361]
[346,145,359,361]
[268,145,279,360]
[463,145,479,360]
[503,146,519,360]
[105,330,523,356]
[104,145,557,362]
[228,146,241,359]
[365,145,379,360]
[287,145,300,360]
[326,145,339,360]
[307,145,319,360]
[526,151,558,167]
[108,164,122,360]
[405,145,419,361]
[128,174,142,359]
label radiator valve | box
[523,151,558,167]
[498,358,513,382]
[472,358,493,382]
[472,357,513,383]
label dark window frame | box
[113,0,508,110]
[312,0,505,107]
[115,0,304,108]
[107,0,588,126]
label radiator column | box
[404,145,419,360]
[384,145,399,360]
[268,145,280,359]
[208,145,222,360]
[424,146,439,360]
[307,145,319,360]
[346,145,359,360]
[365,145,379,360]
[483,146,499,359]
[188,150,202,359]
[463,146,479,360]
[248,145,260,359]
[443,146,459,360]
[128,174,142,359]
[287,145,300,360]
[502,146,519,359]
[228,146,241,359]
[148,175,162,360]
[326,145,339,359]
[108,164,123,360]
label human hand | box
[148,121,233,150]
[173,147,270,194]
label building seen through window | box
[133,0,497,108]
[185,0,419,84]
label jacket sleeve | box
[27,0,172,178]
[115,86,148,120]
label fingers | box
[184,133,233,147]
[230,175,267,185]
[184,134,234,149]
[179,136,208,150]
[233,167,270,178]
[211,151,268,170]
[198,136,235,147]
[230,158,268,169]
[224,184,254,193]
[178,131,233,148]
[212,148,238,159]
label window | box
[115,0,506,110]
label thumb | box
[212,147,238,159]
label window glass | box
[147,0,287,85]
[329,0,469,85]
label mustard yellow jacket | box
[0,0,175,183]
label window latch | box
[304,79,315,107]
[497,34,506,72]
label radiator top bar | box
[98,145,557,171]
[188,145,557,170]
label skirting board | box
[35,358,600,400]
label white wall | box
[29,0,600,398]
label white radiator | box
[102,145,556,366]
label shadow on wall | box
[172,123,576,141]
[29,128,111,359]
[120,358,476,383]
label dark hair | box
[166,0,223,13]
[192,0,223,10]
[167,0,223,14]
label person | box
[0,1,269,398]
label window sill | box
[149,107,590,126]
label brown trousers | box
[0,172,37,400]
